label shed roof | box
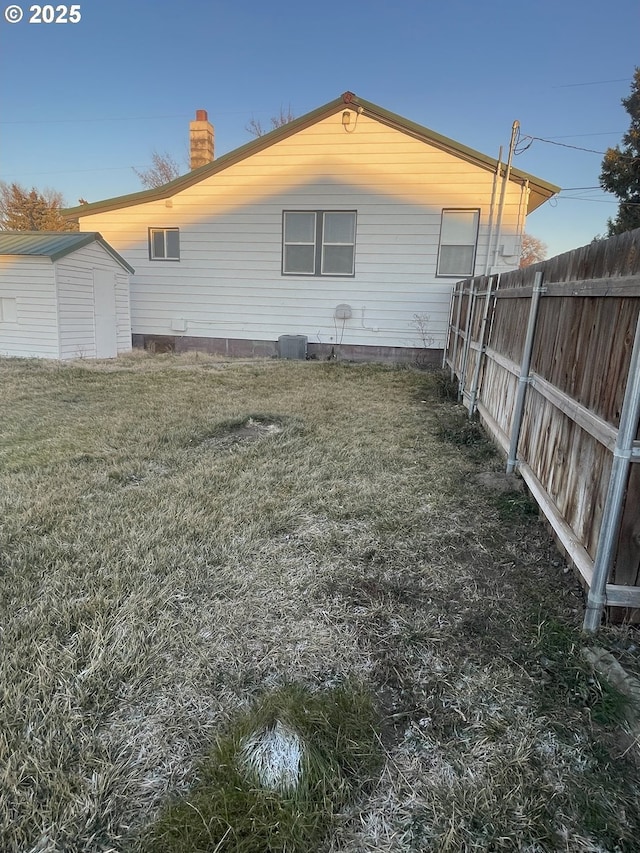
[0,231,134,273]
[64,92,560,220]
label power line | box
[515,132,637,159]
[544,131,624,139]
[556,195,640,206]
[0,113,191,125]
[553,78,630,88]
[517,136,606,155]
[0,108,256,125]
[1,167,138,177]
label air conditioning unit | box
[278,335,308,360]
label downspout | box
[516,179,530,262]
[492,121,519,273]
[484,146,503,276]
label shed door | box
[93,270,117,358]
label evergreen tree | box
[599,68,640,235]
[0,182,76,231]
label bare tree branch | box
[246,105,296,138]
[133,151,182,189]
[520,233,547,268]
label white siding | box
[78,112,528,350]
[0,256,59,358]
[55,243,132,359]
[0,243,131,361]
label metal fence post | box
[458,281,476,403]
[583,309,640,632]
[449,283,464,380]
[506,271,545,474]
[468,275,498,416]
[443,282,457,370]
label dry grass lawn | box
[1,352,639,852]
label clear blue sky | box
[0,0,637,259]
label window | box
[0,297,17,323]
[149,227,180,260]
[283,211,356,276]
[437,209,479,276]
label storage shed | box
[0,231,133,360]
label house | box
[65,92,559,362]
[0,231,133,359]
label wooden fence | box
[444,228,640,631]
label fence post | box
[468,275,498,416]
[443,281,458,370]
[449,283,464,380]
[506,271,545,474]
[583,309,640,633]
[458,281,476,403]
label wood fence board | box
[532,298,638,426]
[446,227,640,616]
[529,373,617,451]
[615,465,640,587]
[481,356,518,439]
[491,297,529,364]
[496,275,640,297]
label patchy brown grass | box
[0,353,638,853]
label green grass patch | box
[430,368,459,402]
[435,408,496,460]
[142,684,382,852]
[493,489,539,522]
[588,674,632,727]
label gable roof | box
[64,92,560,220]
[0,231,135,272]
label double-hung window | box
[283,211,356,276]
[0,297,17,323]
[437,210,479,276]
[149,227,180,261]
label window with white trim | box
[0,297,17,323]
[437,209,479,276]
[283,211,356,276]
[149,227,180,260]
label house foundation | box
[131,334,442,365]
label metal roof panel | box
[0,231,134,272]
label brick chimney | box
[190,109,214,170]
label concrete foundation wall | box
[131,333,442,365]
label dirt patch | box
[196,416,285,450]
[226,417,283,440]
[474,470,525,494]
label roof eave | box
[48,231,97,261]
[94,235,135,273]
[352,96,560,213]
[64,96,350,219]
[0,230,135,273]
[64,92,559,220]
